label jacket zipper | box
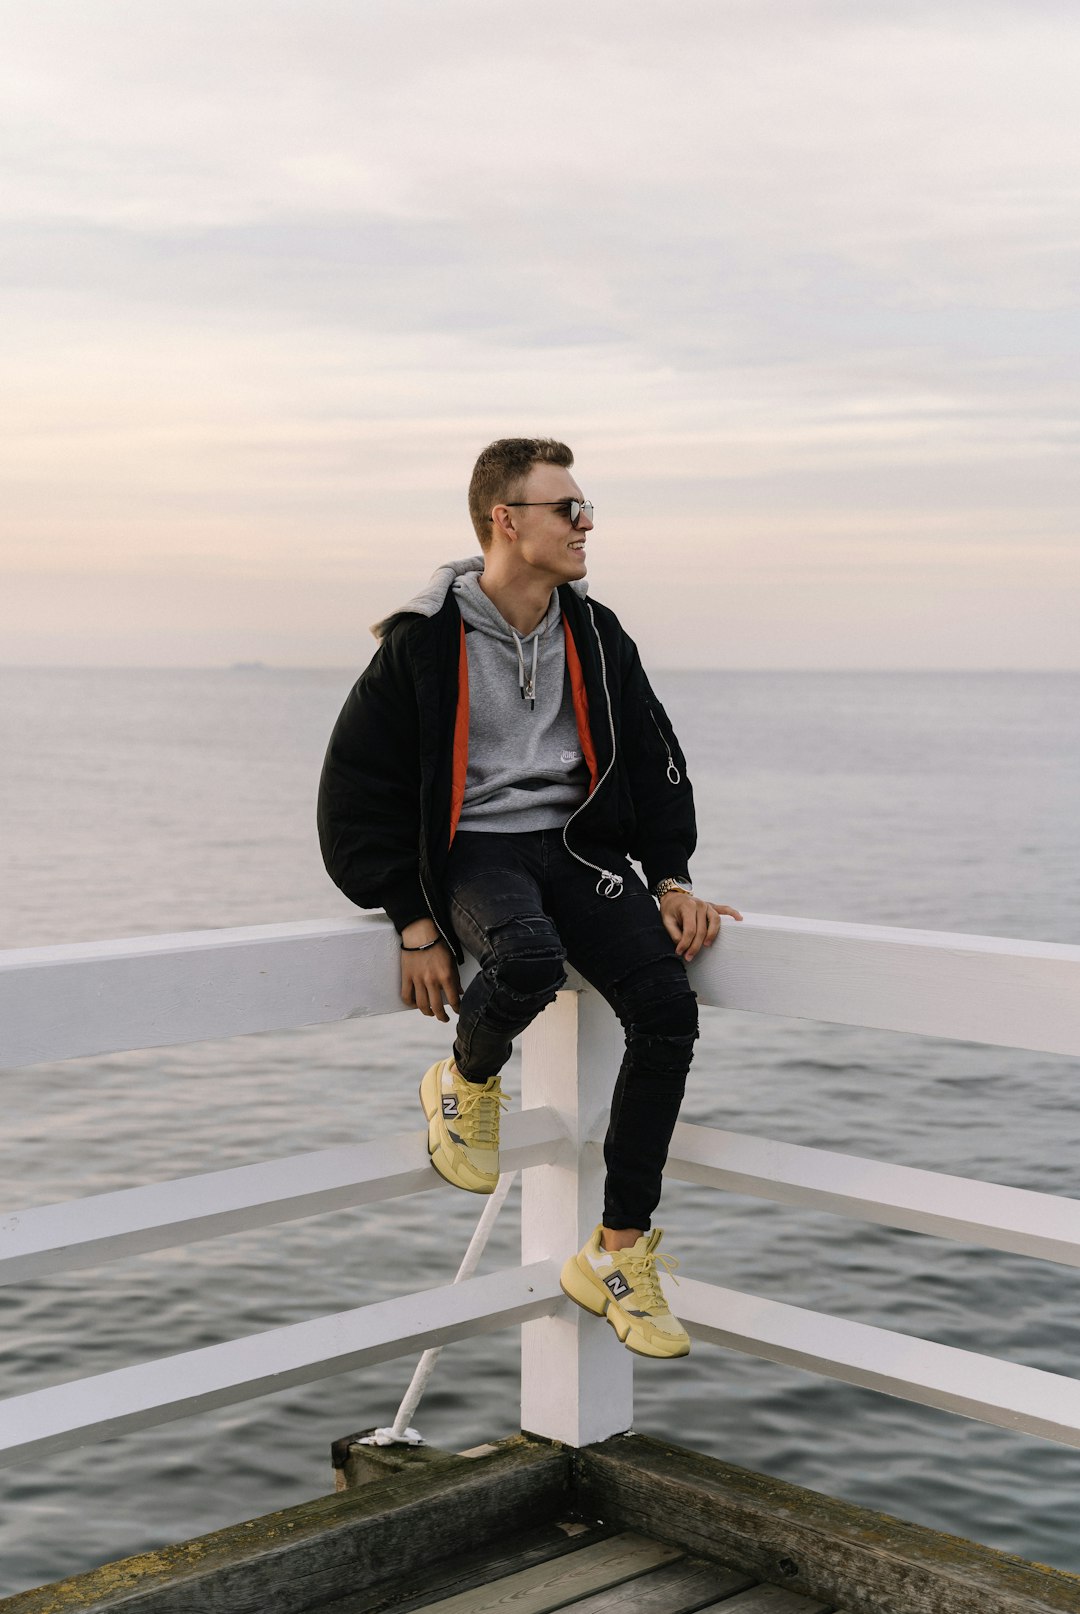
[650,707,681,784]
[561,601,625,899]
[418,862,455,955]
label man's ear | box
[490,504,517,540]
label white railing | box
[3,913,1080,1466]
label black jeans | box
[445,829,699,1231]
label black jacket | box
[317,580,696,962]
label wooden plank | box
[565,1554,753,1611]
[675,1275,1080,1448]
[409,1533,683,1613]
[0,1107,568,1284]
[689,911,1080,1057]
[326,1521,621,1614]
[666,1121,1080,1268]
[0,1437,570,1614]
[0,1263,562,1466]
[578,1433,1080,1614]
[698,1588,833,1612]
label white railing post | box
[519,986,634,1446]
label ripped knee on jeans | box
[483,916,567,1004]
[496,948,568,1003]
[615,965,700,1043]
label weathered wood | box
[11,1431,1078,1614]
[699,1590,833,1613]
[0,1438,570,1614]
[405,1533,683,1614]
[325,1520,620,1614]
[0,1108,568,1285]
[564,1554,753,1611]
[330,1433,465,1491]
[666,1121,1080,1268]
[0,1265,562,1466]
[576,1434,1080,1614]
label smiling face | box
[497,461,593,587]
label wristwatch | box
[654,877,693,900]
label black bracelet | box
[401,936,441,952]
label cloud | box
[0,0,1077,665]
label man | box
[318,438,741,1359]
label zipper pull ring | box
[650,707,681,784]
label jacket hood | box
[370,555,589,641]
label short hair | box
[468,437,574,545]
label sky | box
[1,0,1077,669]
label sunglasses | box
[501,499,594,529]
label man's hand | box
[400,918,461,1023]
[659,890,743,963]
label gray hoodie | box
[450,569,590,832]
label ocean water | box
[2,666,1079,1594]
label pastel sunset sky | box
[2,0,1077,668]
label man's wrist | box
[401,917,440,948]
[654,876,693,901]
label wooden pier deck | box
[324,1517,820,1607]
[5,1433,1079,1614]
[323,1521,824,1613]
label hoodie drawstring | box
[513,630,539,709]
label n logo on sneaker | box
[442,1095,460,1118]
[603,1270,632,1300]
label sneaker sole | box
[622,1322,691,1360]
[560,1256,690,1359]
[419,1063,497,1196]
[559,1255,609,1317]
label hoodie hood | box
[453,568,563,709]
[451,568,561,643]
[370,555,588,641]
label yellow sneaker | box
[419,1057,508,1195]
[560,1225,690,1358]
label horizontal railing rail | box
[676,1279,1080,1449]
[0,1264,562,1467]
[3,912,1080,1070]
[666,1122,1080,1266]
[3,912,1080,1476]
[0,1109,570,1286]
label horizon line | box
[3,664,1080,676]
